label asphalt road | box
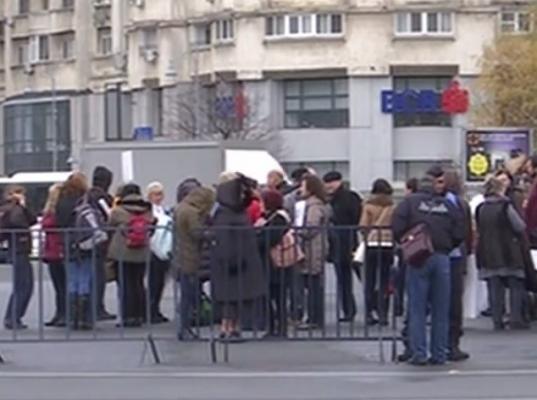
[1,265,537,399]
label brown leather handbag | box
[400,223,434,267]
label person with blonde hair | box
[42,183,66,327]
[2,185,37,330]
[146,181,172,324]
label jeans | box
[67,258,93,296]
[407,253,451,363]
[48,261,66,319]
[4,253,34,325]
[297,274,324,326]
[489,276,525,328]
[149,255,170,318]
[333,256,357,319]
[179,274,198,334]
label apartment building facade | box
[0,0,532,189]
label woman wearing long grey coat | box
[297,175,329,330]
[211,176,266,338]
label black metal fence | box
[0,225,403,364]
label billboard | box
[465,128,531,181]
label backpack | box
[269,210,305,268]
[75,198,108,251]
[126,214,150,249]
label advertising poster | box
[466,129,531,181]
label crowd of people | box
[1,157,537,366]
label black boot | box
[79,296,94,331]
[68,295,79,330]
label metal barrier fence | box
[0,224,403,364]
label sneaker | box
[45,316,59,327]
[98,310,116,321]
[448,349,470,362]
[4,321,28,330]
[397,351,412,363]
[428,358,447,366]
[408,357,428,366]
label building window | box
[29,36,50,62]
[265,14,344,38]
[57,33,75,59]
[395,11,454,36]
[105,87,133,141]
[41,0,49,11]
[192,23,211,47]
[140,27,158,49]
[62,0,74,9]
[215,19,234,42]
[13,40,28,66]
[392,76,452,128]
[19,0,30,14]
[394,160,454,182]
[284,78,349,129]
[4,101,72,175]
[500,11,532,33]
[97,27,112,55]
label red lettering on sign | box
[441,80,469,114]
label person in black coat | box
[323,171,362,322]
[258,190,292,337]
[87,166,115,321]
[211,175,266,339]
[2,185,37,330]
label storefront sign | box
[466,129,531,182]
[381,80,469,114]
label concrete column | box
[348,76,393,191]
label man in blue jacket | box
[392,172,464,366]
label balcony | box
[11,9,74,38]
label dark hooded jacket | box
[108,194,154,264]
[88,166,113,221]
[174,187,215,275]
[392,177,464,255]
[328,184,362,263]
[210,178,266,303]
[55,191,85,260]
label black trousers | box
[48,262,67,319]
[120,263,146,321]
[365,247,393,321]
[269,268,292,336]
[148,255,170,317]
[490,275,525,328]
[449,258,465,351]
[334,256,357,319]
[95,255,107,314]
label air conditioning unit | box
[130,0,145,7]
[142,48,159,63]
